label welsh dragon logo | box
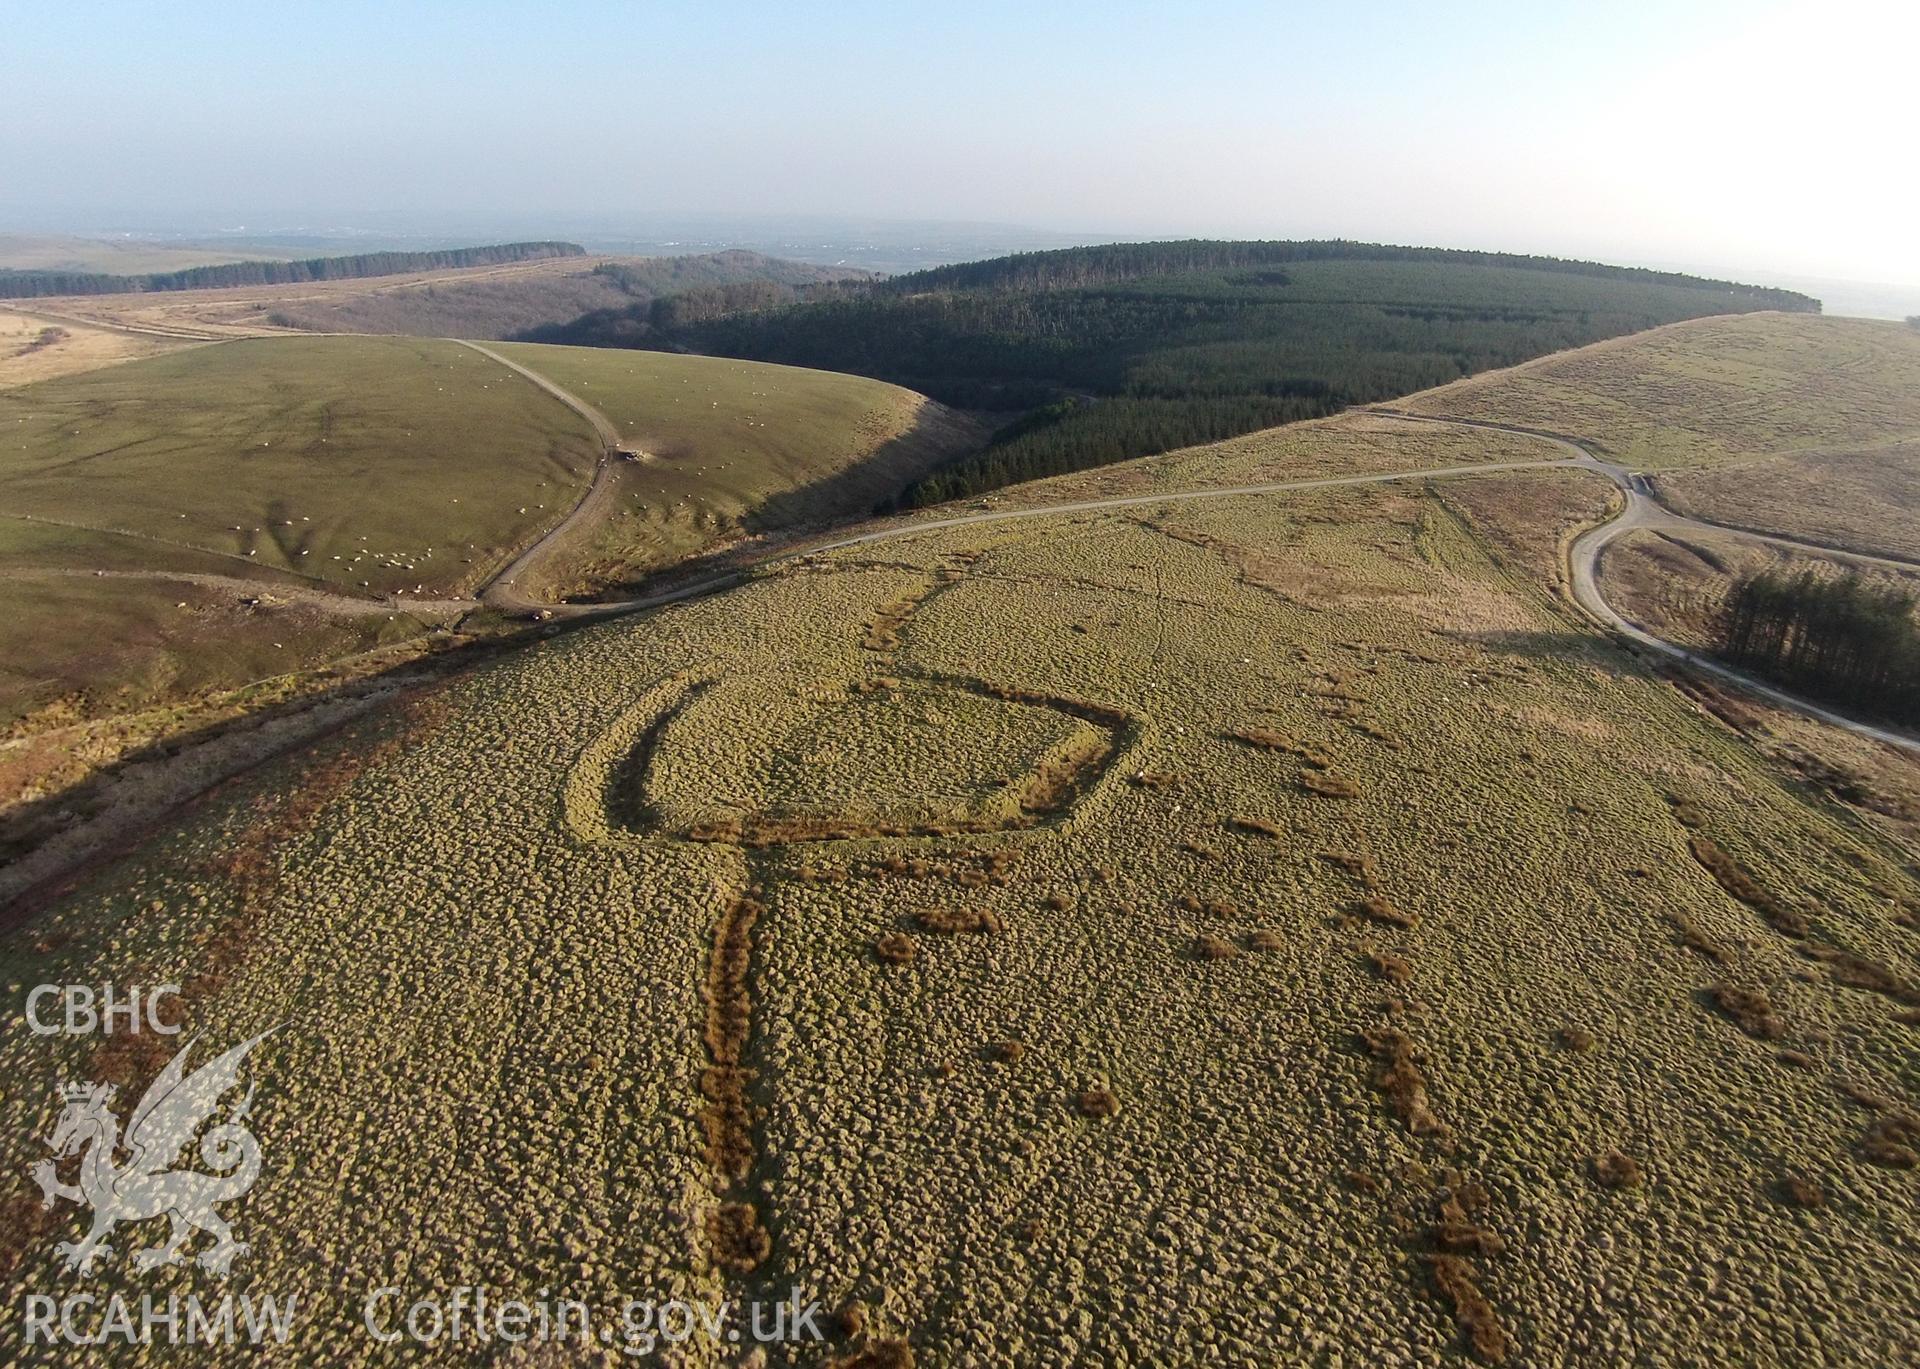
[28,1030,274,1278]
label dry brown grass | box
[1227,726,1304,751]
[1248,929,1285,952]
[1301,771,1361,800]
[827,1340,915,1369]
[864,590,928,651]
[1350,719,1407,750]
[1194,933,1241,961]
[1797,943,1919,1005]
[1860,1113,1920,1169]
[1366,947,1414,985]
[1361,1026,1446,1138]
[1657,442,1920,564]
[913,907,1004,935]
[1838,1081,1897,1113]
[1227,726,1340,768]
[1592,1150,1645,1190]
[1321,848,1383,891]
[830,1300,869,1340]
[0,307,184,387]
[1707,983,1785,1040]
[986,1040,1027,1064]
[1776,1173,1826,1208]
[1128,769,1181,790]
[1668,911,1731,965]
[1667,794,1708,829]
[1177,894,1242,919]
[705,1201,772,1275]
[1355,895,1418,930]
[701,894,764,1184]
[1013,729,1117,817]
[1557,1027,1596,1054]
[1427,1179,1502,1255]
[1228,815,1287,839]
[1075,1088,1121,1120]
[873,932,917,965]
[1428,1255,1511,1364]
[1689,835,1810,938]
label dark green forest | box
[0,241,584,298]
[878,240,1811,302]
[1721,570,1919,725]
[526,240,1818,504]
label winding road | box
[566,409,1920,757]
[1372,410,1920,755]
[18,336,1916,758]
[12,377,1918,923]
[454,339,627,613]
[441,385,1919,755]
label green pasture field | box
[0,335,603,598]
[490,341,981,589]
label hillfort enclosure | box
[6,4,1918,1362]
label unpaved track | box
[0,567,472,616]
[0,300,229,343]
[1374,410,1920,755]
[544,454,1591,623]
[596,409,1919,756]
[452,339,624,612]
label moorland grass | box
[1405,313,1920,470]
[9,337,1920,1364]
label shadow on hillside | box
[742,401,986,540]
[571,403,987,603]
[1445,626,1676,679]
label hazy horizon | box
[6,0,1915,290]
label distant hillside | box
[0,234,291,275]
[535,239,1820,504]
[515,252,872,345]
[883,239,1815,302]
[0,241,584,298]
[257,250,873,341]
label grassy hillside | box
[1401,313,1920,468]
[3,311,1914,1365]
[1654,442,1920,563]
[1603,526,1920,657]
[0,334,978,734]
[488,341,981,593]
[540,240,1817,501]
[0,335,603,598]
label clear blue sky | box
[4,0,1913,285]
